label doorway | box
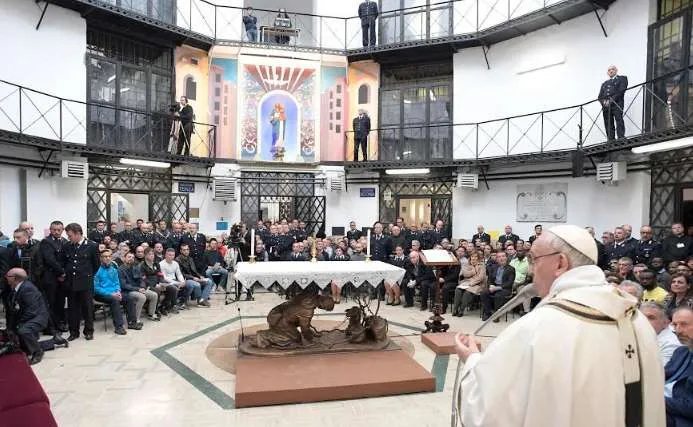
[682,188,693,231]
[398,197,431,227]
[110,192,149,223]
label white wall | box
[0,166,22,234]
[453,0,650,158]
[451,171,651,241]
[0,0,86,144]
[324,169,379,235]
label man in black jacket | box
[370,222,391,262]
[662,222,693,263]
[358,0,379,46]
[606,226,636,262]
[61,223,100,341]
[176,243,213,307]
[118,221,136,249]
[88,220,108,244]
[481,252,516,321]
[4,268,56,365]
[402,250,436,310]
[346,221,363,242]
[203,238,228,291]
[352,110,371,161]
[181,223,207,273]
[498,225,520,247]
[472,225,491,245]
[440,247,463,314]
[7,228,39,280]
[598,65,628,140]
[635,225,661,265]
[38,221,69,334]
[177,96,194,156]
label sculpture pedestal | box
[235,350,435,408]
[421,331,458,355]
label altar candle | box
[366,229,371,256]
[250,228,255,257]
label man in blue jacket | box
[93,250,127,336]
[666,306,693,427]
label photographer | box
[175,96,194,156]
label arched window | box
[358,84,370,104]
[185,76,197,100]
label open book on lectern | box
[419,249,459,266]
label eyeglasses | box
[527,251,560,265]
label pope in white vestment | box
[454,225,666,427]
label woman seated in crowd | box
[452,251,486,317]
[666,273,693,315]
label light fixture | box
[107,75,116,83]
[631,136,693,154]
[120,87,130,93]
[385,168,430,175]
[516,51,566,75]
[120,158,171,168]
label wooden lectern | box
[419,249,459,333]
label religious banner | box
[237,55,320,163]
[516,183,568,222]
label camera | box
[169,103,180,113]
[227,223,245,247]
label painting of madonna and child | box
[238,57,324,163]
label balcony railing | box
[344,66,693,163]
[67,0,592,52]
[0,80,216,161]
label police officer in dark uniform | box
[181,223,207,273]
[61,223,100,341]
[88,220,108,244]
[635,225,661,265]
[136,223,157,248]
[277,227,294,261]
[265,224,282,261]
[154,220,171,247]
[430,219,449,248]
[358,0,379,46]
[118,221,136,249]
[167,222,185,253]
[352,110,371,161]
[5,268,54,365]
[38,221,69,333]
[7,228,40,284]
[370,222,391,262]
[598,65,628,140]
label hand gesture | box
[455,332,481,362]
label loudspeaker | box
[572,149,585,177]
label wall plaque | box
[516,184,567,222]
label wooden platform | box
[421,332,458,355]
[235,350,435,408]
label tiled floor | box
[32,292,514,427]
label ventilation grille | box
[456,173,479,189]
[328,174,345,192]
[596,162,627,182]
[61,160,88,179]
[213,178,237,201]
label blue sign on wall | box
[360,187,376,198]
[216,221,229,231]
[178,182,195,193]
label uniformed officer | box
[346,221,363,242]
[635,225,661,265]
[61,223,100,341]
[181,223,207,272]
[88,220,108,244]
[38,221,69,333]
[370,222,391,262]
[598,65,628,140]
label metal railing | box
[344,66,693,162]
[74,0,585,52]
[0,80,216,160]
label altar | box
[234,260,406,290]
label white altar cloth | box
[234,261,406,289]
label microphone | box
[474,283,537,335]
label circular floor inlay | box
[205,319,416,374]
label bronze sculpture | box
[240,289,393,355]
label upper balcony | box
[50,0,616,58]
[343,65,693,170]
[0,79,216,166]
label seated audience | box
[509,248,530,314]
[617,257,636,281]
[640,268,669,304]
[665,306,693,426]
[140,248,178,315]
[617,280,643,302]
[652,256,672,291]
[640,301,681,366]
[481,252,515,321]
[402,250,435,309]
[666,274,693,316]
[159,248,194,311]
[384,245,407,306]
[288,241,306,261]
[93,250,128,335]
[452,251,486,317]
[119,252,159,326]
[176,244,213,307]
[204,239,228,291]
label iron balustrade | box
[343,66,693,162]
[0,79,217,160]
[61,0,596,52]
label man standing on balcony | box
[353,109,371,161]
[177,96,194,156]
[243,7,258,43]
[359,0,379,47]
[598,65,628,140]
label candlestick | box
[250,228,255,257]
[366,229,371,257]
[311,234,318,263]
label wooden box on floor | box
[235,350,435,408]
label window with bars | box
[659,0,693,18]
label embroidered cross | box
[625,345,635,359]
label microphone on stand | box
[451,283,539,427]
